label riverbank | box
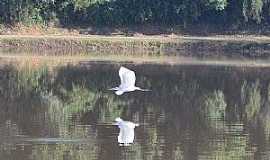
[1,35,270,59]
[2,54,270,68]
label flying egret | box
[114,117,139,146]
[109,66,150,95]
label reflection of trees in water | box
[200,90,226,120]
[133,65,270,160]
[2,63,270,159]
[0,64,51,100]
[245,82,270,159]
[240,80,261,120]
[0,63,134,160]
[29,143,98,160]
[199,135,255,159]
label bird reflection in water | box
[114,117,139,146]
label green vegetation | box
[0,0,270,28]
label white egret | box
[109,66,150,95]
[114,117,139,146]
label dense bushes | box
[0,0,270,27]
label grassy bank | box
[1,35,270,59]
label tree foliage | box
[0,0,270,27]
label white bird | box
[109,66,150,95]
[114,117,139,146]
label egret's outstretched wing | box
[119,67,126,85]
[119,67,136,88]
[118,123,135,144]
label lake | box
[0,58,270,160]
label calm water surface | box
[0,61,270,160]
